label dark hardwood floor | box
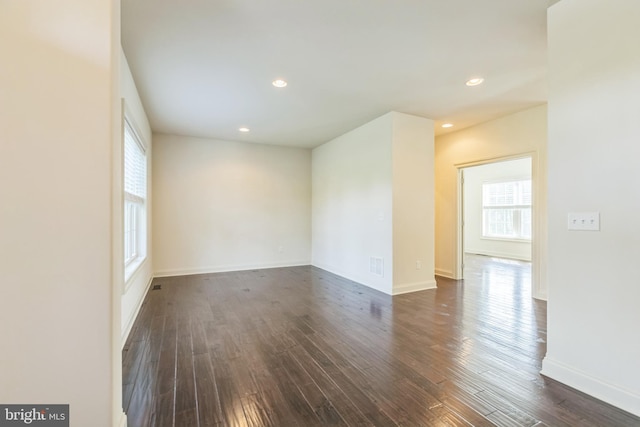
[123,257,640,426]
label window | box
[482,179,531,240]
[124,117,147,274]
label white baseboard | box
[392,279,437,295]
[117,410,127,427]
[541,357,640,417]
[312,263,438,296]
[121,276,153,348]
[435,268,455,279]
[154,260,310,278]
[311,262,392,295]
[465,249,531,262]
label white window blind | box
[124,122,146,202]
[124,118,147,267]
[482,180,532,240]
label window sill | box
[124,256,146,288]
[481,236,531,243]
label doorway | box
[458,156,534,291]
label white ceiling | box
[121,0,554,148]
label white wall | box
[120,50,153,345]
[0,1,121,425]
[153,135,311,276]
[435,105,547,298]
[391,113,436,294]
[312,112,435,295]
[463,159,532,261]
[312,114,394,293]
[542,0,640,416]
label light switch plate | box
[567,212,600,231]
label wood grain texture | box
[122,255,640,427]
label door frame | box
[455,152,546,300]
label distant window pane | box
[482,180,531,240]
[124,119,147,268]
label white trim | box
[456,167,464,280]
[311,263,437,296]
[311,262,392,295]
[454,152,546,299]
[124,255,146,285]
[541,357,640,417]
[480,236,531,244]
[392,279,437,295]
[117,411,127,427]
[530,151,546,301]
[435,268,455,279]
[464,249,531,262]
[154,260,311,278]
[123,109,147,152]
[121,275,153,348]
[454,153,534,169]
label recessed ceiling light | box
[442,123,454,128]
[238,127,250,132]
[466,77,484,86]
[272,79,288,88]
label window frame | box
[481,179,532,242]
[123,115,147,281]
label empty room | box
[2,1,640,427]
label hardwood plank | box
[288,344,375,427]
[278,350,347,426]
[174,318,197,415]
[174,408,198,427]
[208,355,248,426]
[193,353,223,426]
[241,393,276,427]
[148,391,173,427]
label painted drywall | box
[312,112,435,295]
[0,1,120,425]
[391,113,436,294]
[120,49,153,344]
[463,158,532,261]
[542,0,640,416]
[312,114,394,293]
[153,135,311,276]
[435,105,547,299]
